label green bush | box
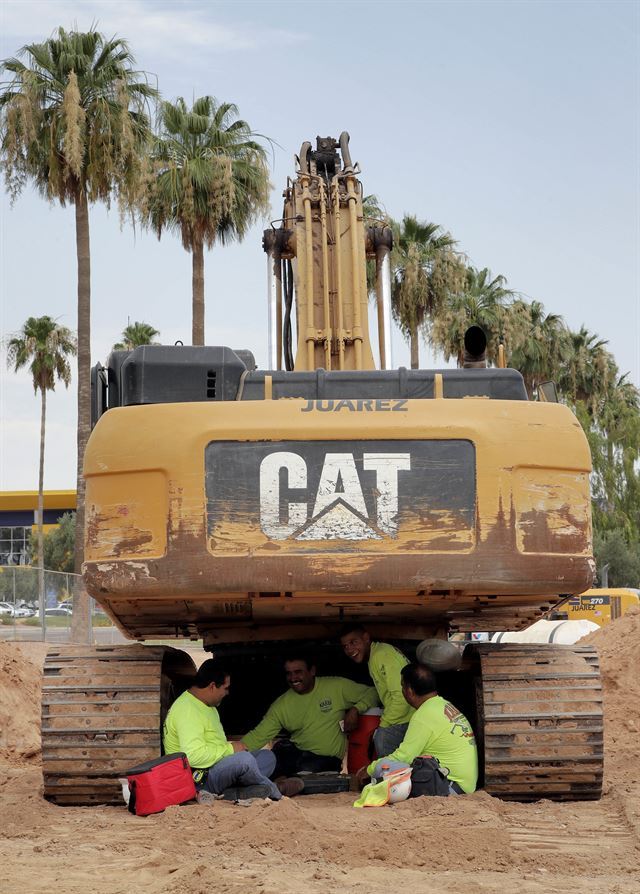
[594,529,640,587]
[43,512,76,573]
[0,567,36,602]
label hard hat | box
[353,765,412,808]
[385,767,412,804]
[416,638,462,672]
[379,763,412,804]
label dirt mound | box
[0,642,47,765]
[582,606,640,790]
[0,636,638,893]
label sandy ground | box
[1,614,639,894]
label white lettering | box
[363,453,411,534]
[312,454,368,518]
[259,452,307,539]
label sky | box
[0,0,638,490]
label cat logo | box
[205,438,476,552]
[259,451,410,541]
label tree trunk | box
[192,239,205,346]
[410,325,420,370]
[71,190,92,644]
[37,384,46,640]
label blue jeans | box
[373,723,409,758]
[370,758,411,780]
[203,749,281,800]
[272,739,342,778]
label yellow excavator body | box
[83,394,593,644]
[42,133,603,806]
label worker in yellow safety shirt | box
[340,624,414,756]
[358,662,478,797]
[163,659,303,800]
[242,653,379,778]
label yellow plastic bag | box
[353,767,412,808]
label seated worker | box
[242,655,379,778]
[362,662,478,795]
[340,625,414,756]
[163,658,302,799]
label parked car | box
[12,605,35,618]
[44,607,72,617]
[0,602,14,616]
[59,601,73,611]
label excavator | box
[42,133,603,806]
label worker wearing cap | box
[363,662,478,796]
[242,654,379,777]
[340,624,414,756]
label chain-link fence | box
[0,566,125,644]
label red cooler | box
[347,708,382,773]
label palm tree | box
[390,216,462,368]
[6,316,76,632]
[558,326,612,414]
[363,193,389,298]
[113,321,160,350]
[583,367,640,541]
[362,194,386,222]
[142,96,271,345]
[0,28,156,641]
[432,267,514,367]
[505,299,569,397]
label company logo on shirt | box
[319,698,333,713]
[444,702,475,742]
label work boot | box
[276,777,305,797]
[220,784,272,801]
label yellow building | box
[0,491,76,565]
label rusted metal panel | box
[85,470,168,561]
[513,468,591,554]
[87,551,595,601]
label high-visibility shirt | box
[242,677,379,759]
[163,690,233,775]
[367,695,478,793]
[368,641,414,728]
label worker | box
[242,654,379,777]
[163,658,302,799]
[361,662,478,796]
[340,624,414,756]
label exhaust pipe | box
[463,326,487,368]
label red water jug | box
[347,708,382,773]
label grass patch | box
[92,615,113,627]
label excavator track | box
[472,642,603,801]
[41,645,196,806]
